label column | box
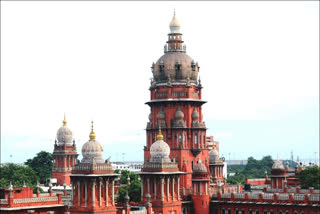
[167,177,170,200]
[172,177,175,201]
[177,176,180,200]
[106,179,109,206]
[112,180,115,205]
[99,181,102,207]
[154,178,157,200]
[147,178,150,195]
[85,181,88,207]
[161,177,164,201]
[64,157,66,168]
[92,180,95,207]
[71,182,74,204]
[77,181,80,206]
[205,182,208,195]
[140,178,144,200]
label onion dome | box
[56,115,73,145]
[81,121,104,164]
[193,160,207,173]
[169,11,181,33]
[192,108,199,120]
[148,112,153,121]
[174,107,184,120]
[209,144,220,164]
[150,126,171,163]
[157,108,165,120]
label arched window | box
[179,133,182,143]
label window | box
[195,134,198,144]
[179,133,182,143]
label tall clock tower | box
[145,13,209,192]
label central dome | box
[152,13,199,83]
[153,52,198,82]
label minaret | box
[191,160,210,214]
[140,126,183,214]
[52,115,78,186]
[145,12,208,192]
[270,158,286,189]
[69,122,119,214]
[209,143,225,184]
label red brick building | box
[1,12,319,214]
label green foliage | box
[117,170,139,185]
[299,166,320,189]
[0,163,39,188]
[25,151,54,183]
[116,170,141,202]
[227,156,273,184]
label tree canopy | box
[25,151,54,183]
[227,156,273,184]
[115,170,141,203]
[0,163,39,188]
[299,166,320,189]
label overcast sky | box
[1,1,319,163]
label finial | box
[156,124,163,141]
[212,143,216,150]
[89,121,96,140]
[63,113,67,126]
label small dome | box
[150,127,171,163]
[56,116,73,145]
[193,160,207,173]
[169,13,180,33]
[209,144,220,164]
[174,107,184,120]
[192,108,199,120]
[157,108,165,120]
[148,112,153,121]
[272,159,284,169]
[81,122,104,164]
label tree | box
[299,166,320,189]
[0,163,39,188]
[25,151,54,183]
[115,170,141,203]
[226,156,274,184]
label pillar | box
[161,177,164,201]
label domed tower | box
[140,126,183,214]
[208,143,225,184]
[52,115,78,186]
[270,158,287,189]
[70,122,118,214]
[191,160,210,214]
[145,12,208,192]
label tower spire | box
[63,113,67,126]
[89,121,96,140]
[156,124,163,141]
